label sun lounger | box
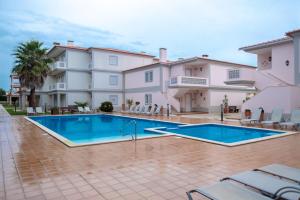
[133,105,141,114]
[35,107,45,115]
[187,181,273,200]
[128,105,137,113]
[146,105,155,115]
[280,110,300,130]
[141,105,150,114]
[240,108,262,125]
[26,107,35,115]
[153,105,161,115]
[84,106,92,113]
[254,164,300,184]
[261,108,283,126]
[222,170,300,200]
[78,107,85,113]
[137,105,145,114]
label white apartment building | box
[19,41,256,113]
[238,29,300,113]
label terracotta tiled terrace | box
[0,107,300,200]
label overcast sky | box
[1,0,300,90]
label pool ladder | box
[122,120,137,141]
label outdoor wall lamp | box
[285,60,289,66]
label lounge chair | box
[280,110,300,130]
[141,105,150,114]
[128,105,137,114]
[261,108,283,126]
[146,105,155,115]
[26,107,35,115]
[254,164,300,184]
[84,106,92,113]
[187,181,273,200]
[136,105,145,114]
[78,107,85,113]
[35,107,45,115]
[153,105,161,115]
[240,108,262,125]
[222,170,300,200]
[133,105,141,114]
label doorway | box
[185,93,192,112]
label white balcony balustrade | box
[49,83,66,91]
[225,69,255,86]
[169,76,209,87]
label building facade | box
[19,41,256,113]
[238,29,300,113]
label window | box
[145,94,152,105]
[145,71,153,82]
[109,75,118,86]
[109,55,118,65]
[228,69,240,79]
[109,95,118,105]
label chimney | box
[53,42,60,46]
[67,40,74,46]
[159,48,167,62]
[202,54,209,58]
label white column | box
[57,93,61,107]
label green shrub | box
[100,101,113,112]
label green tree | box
[12,40,52,108]
[0,88,5,96]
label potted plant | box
[99,101,113,112]
[126,99,134,109]
[222,95,229,113]
[74,101,88,108]
[51,106,59,115]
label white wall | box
[67,71,91,90]
[93,72,122,90]
[124,66,161,89]
[125,91,167,107]
[209,90,248,107]
[67,50,90,69]
[67,92,91,105]
[92,92,122,110]
[92,49,154,71]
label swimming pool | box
[149,123,293,146]
[27,114,182,146]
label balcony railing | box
[169,76,209,87]
[51,61,66,70]
[225,69,255,86]
[49,83,66,91]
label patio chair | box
[78,107,85,113]
[261,108,283,126]
[35,107,45,115]
[240,108,262,125]
[280,109,300,130]
[222,170,300,200]
[187,181,273,200]
[26,107,35,115]
[254,164,300,184]
[84,106,92,113]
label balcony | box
[49,83,66,91]
[224,69,255,86]
[169,76,209,88]
[50,61,66,75]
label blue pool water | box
[29,115,181,144]
[157,124,285,144]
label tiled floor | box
[0,108,300,200]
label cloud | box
[0,10,148,90]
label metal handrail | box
[121,120,137,141]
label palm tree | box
[12,40,52,108]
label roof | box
[170,56,255,68]
[239,37,292,51]
[47,45,155,58]
[286,29,300,37]
[123,62,168,72]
